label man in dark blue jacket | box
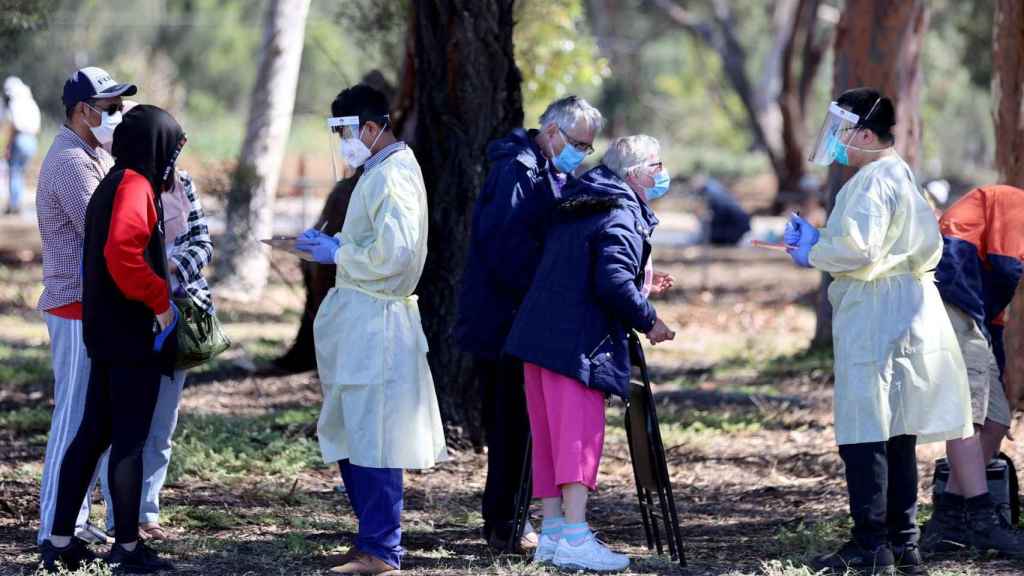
[455,95,604,550]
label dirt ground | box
[2,240,1024,575]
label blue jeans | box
[103,369,186,528]
[338,460,404,568]
[8,132,37,212]
[38,313,110,544]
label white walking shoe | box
[553,535,630,572]
[533,533,559,563]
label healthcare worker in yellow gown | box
[786,88,972,576]
[297,84,447,575]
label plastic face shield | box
[327,115,361,181]
[808,102,860,166]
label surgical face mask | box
[551,130,586,174]
[646,170,671,201]
[827,132,850,166]
[339,125,384,169]
[84,103,122,146]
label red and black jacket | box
[82,105,185,370]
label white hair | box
[602,135,660,180]
[538,95,605,134]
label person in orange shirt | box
[925,185,1024,557]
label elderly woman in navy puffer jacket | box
[504,135,676,572]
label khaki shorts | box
[945,303,1012,427]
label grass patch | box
[774,517,849,560]
[0,406,51,434]
[0,341,52,390]
[30,559,113,576]
[162,504,239,530]
[166,407,324,484]
[715,347,833,380]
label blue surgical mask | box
[552,131,586,174]
[826,132,850,166]
[646,170,671,201]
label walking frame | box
[509,332,686,567]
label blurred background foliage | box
[0,0,1002,194]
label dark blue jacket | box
[504,165,659,399]
[455,128,564,359]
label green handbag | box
[174,296,231,370]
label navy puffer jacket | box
[455,128,563,359]
[504,165,658,399]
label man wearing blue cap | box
[34,66,136,557]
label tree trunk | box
[811,0,928,347]
[994,0,1024,187]
[652,0,786,190]
[1004,283,1024,410]
[412,1,523,442]
[217,0,310,299]
[774,0,831,212]
[993,1,1024,410]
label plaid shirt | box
[364,141,407,173]
[36,126,114,311]
[168,171,215,315]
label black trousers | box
[838,434,919,549]
[52,359,161,544]
[478,354,531,539]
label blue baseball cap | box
[61,66,137,109]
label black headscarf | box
[111,104,186,193]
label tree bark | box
[993,0,1024,410]
[811,0,929,347]
[412,1,523,441]
[217,0,310,299]
[994,0,1024,187]
[774,0,831,211]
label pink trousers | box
[523,362,606,498]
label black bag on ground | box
[174,296,231,370]
[933,454,1020,526]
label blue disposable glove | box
[785,213,820,268]
[784,213,819,247]
[298,227,330,243]
[153,301,179,352]
[295,234,341,264]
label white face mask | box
[85,103,122,146]
[339,125,384,169]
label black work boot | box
[810,540,896,575]
[892,543,927,575]
[920,493,968,554]
[965,494,1024,558]
[107,541,175,574]
[40,537,100,573]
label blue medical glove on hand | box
[153,301,179,352]
[788,241,816,268]
[296,234,341,264]
[298,227,330,243]
[784,213,819,247]
[786,214,820,268]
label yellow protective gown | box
[810,154,972,446]
[313,148,448,469]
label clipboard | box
[260,236,316,261]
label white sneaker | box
[553,535,630,572]
[534,533,559,563]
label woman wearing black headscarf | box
[41,105,184,574]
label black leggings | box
[51,359,161,544]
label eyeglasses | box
[85,100,124,115]
[559,127,595,155]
